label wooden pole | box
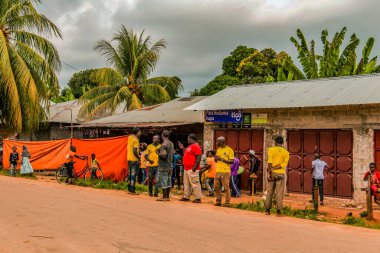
[367,174,373,220]
[252,180,255,197]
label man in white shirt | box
[311,154,329,205]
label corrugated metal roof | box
[48,100,126,124]
[185,74,380,111]
[79,96,207,127]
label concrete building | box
[186,74,380,202]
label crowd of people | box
[126,127,287,212]
[7,128,380,215]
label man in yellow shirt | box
[127,127,141,194]
[145,134,161,197]
[265,136,290,216]
[214,136,234,206]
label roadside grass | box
[73,178,159,194]
[0,168,37,179]
[231,200,323,221]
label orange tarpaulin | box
[2,136,129,182]
[3,139,71,170]
[72,136,128,181]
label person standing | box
[179,133,203,203]
[265,136,290,216]
[311,154,329,205]
[248,150,261,195]
[20,146,33,175]
[172,149,181,188]
[9,146,19,177]
[363,162,380,205]
[230,155,241,198]
[90,154,100,179]
[205,151,216,196]
[156,130,174,201]
[214,136,235,206]
[145,135,161,197]
[127,127,141,195]
[139,143,148,184]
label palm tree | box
[79,26,183,119]
[0,0,61,132]
[280,27,380,81]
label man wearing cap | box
[248,150,261,195]
[364,162,380,205]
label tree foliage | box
[193,47,289,96]
[284,27,380,80]
[0,0,61,132]
[79,26,183,119]
[222,46,254,77]
[52,69,98,103]
[236,48,290,83]
[191,75,241,96]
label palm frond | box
[141,83,171,106]
[90,67,125,85]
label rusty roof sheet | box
[185,74,380,111]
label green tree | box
[236,48,289,83]
[222,46,254,77]
[51,87,75,103]
[191,75,241,96]
[283,27,380,80]
[67,69,98,98]
[80,26,183,119]
[0,0,61,132]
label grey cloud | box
[37,0,380,95]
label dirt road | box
[0,176,379,253]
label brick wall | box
[203,105,380,202]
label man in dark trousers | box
[156,130,174,201]
[127,127,141,195]
[311,154,329,205]
[248,150,261,195]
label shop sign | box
[252,113,268,124]
[205,110,243,123]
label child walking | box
[9,146,19,177]
[91,154,100,180]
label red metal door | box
[374,131,380,171]
[214,129,264,191]
[287,130,353,198]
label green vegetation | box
[79,26,183,119]
[283,27,380,80]
[232,200,322,221]
[0,0,61,132]
[192,47,288,96]
[52,69,98,103]
[193,27,380,96]
[0,169,37,179]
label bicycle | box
[56,156,104,186]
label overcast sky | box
[37,0,380,95]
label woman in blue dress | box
[20,145,34,175]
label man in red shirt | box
[179,133,203,203]
[364,162,380,205]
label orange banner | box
[72,136,128,182]
[3,139,71,170]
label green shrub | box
[342,216,366,226]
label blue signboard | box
[205,110,243,123]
